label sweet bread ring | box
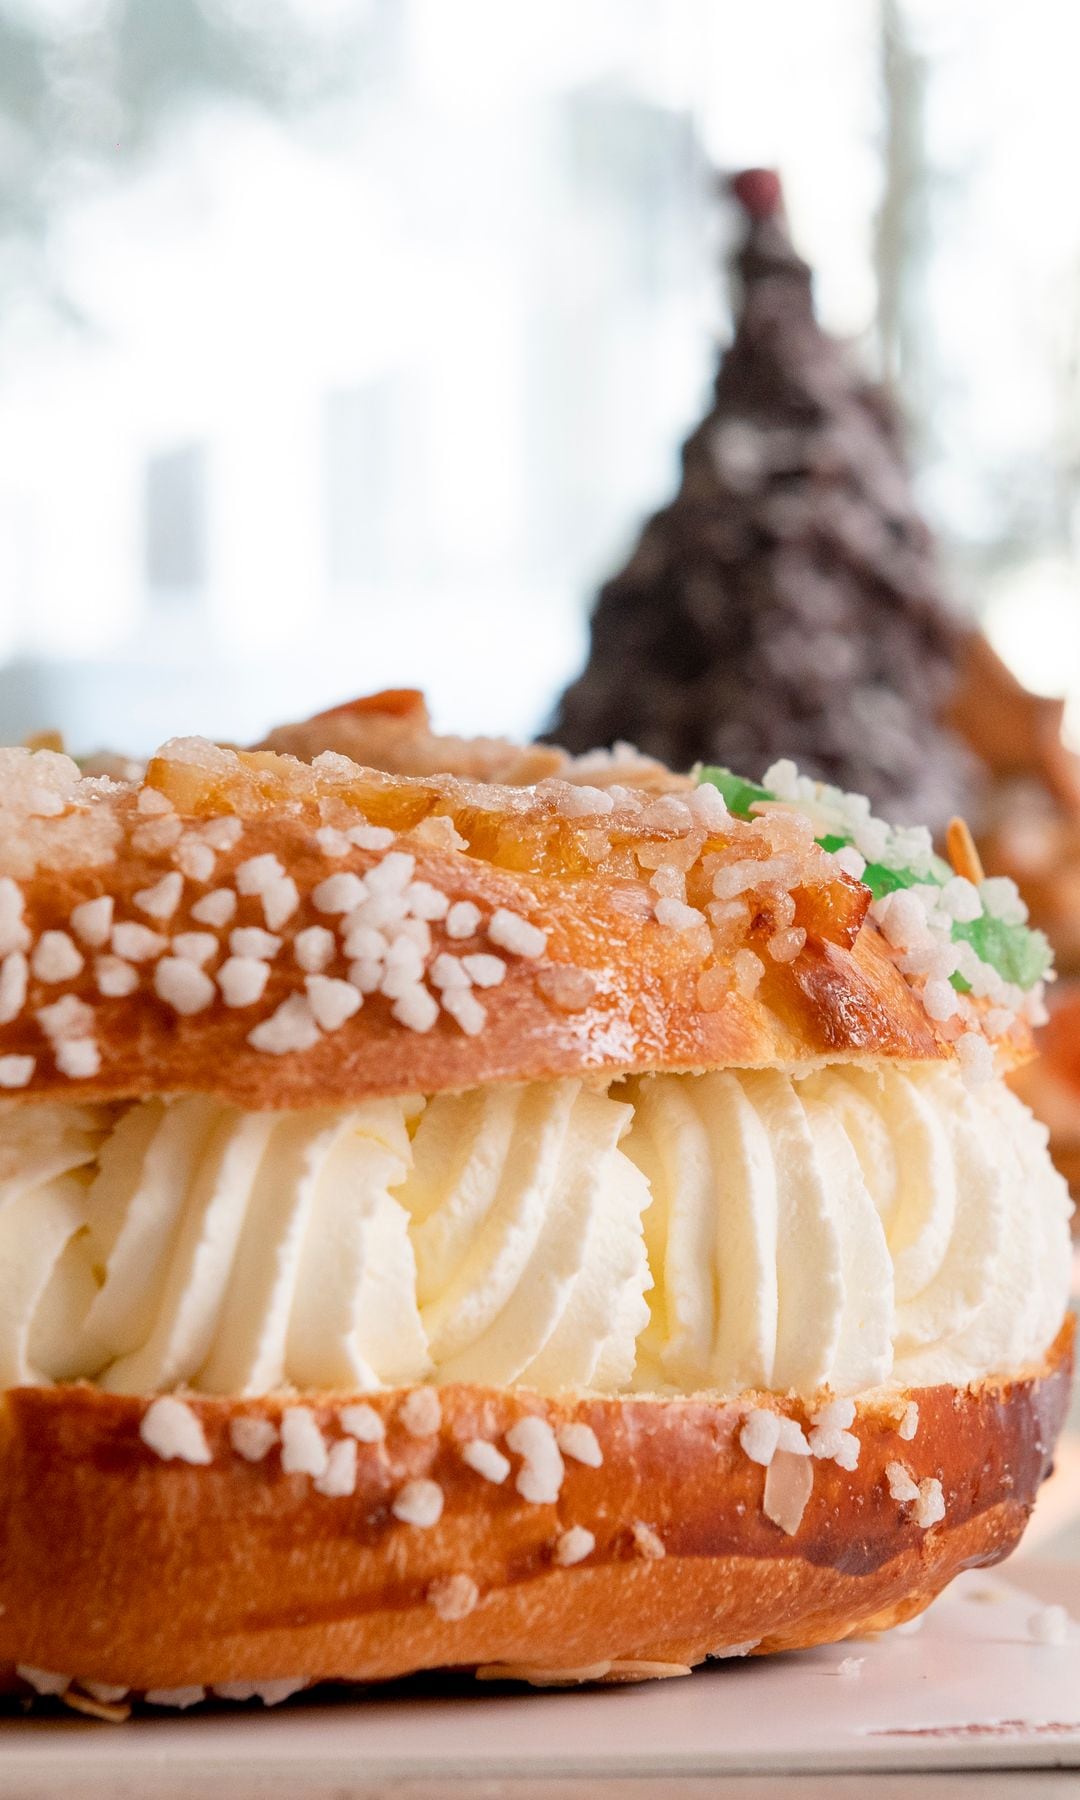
[0,735,1070,1706]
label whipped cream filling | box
[625,1066,1072,1394]
[404,1083,651,1389]
[0,1063,1071,1398]
[11,1094,430,1395]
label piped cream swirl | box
[0,1063,1070,1398]
[3,1079,651,1395]
[625,1065,1072,1395]
[0,1101,106,1386]
[403,1081,652,1388]
[1,1096,430,1393]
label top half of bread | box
[0,734,1034,1111]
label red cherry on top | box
[729,168,783,220]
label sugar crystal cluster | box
[717,755,1052,1064]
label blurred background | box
[2,0,1080,1576]
[1,0,1078,755]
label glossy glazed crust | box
[257,689,573,787]
[255,688,688,793]
[1,1321,1071,1696]
[0,744,977,1111]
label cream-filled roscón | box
[0,731,1072,1708]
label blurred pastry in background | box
[545,167,981,837]
[1010,992,1080,1203]
[950,641,1080,1209]
[956,634,1080,972]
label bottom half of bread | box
[1,1318,1073,1704]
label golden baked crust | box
[0,738,994,1111]
[1,1320,1071,1695]
[255,688,687,793]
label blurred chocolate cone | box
[546,168,980,833]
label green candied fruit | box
[952,915,1052,991]
[857,856,951,903]
[694,765,1049,993]
[818,843,939,904]
[859,862,917,901]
